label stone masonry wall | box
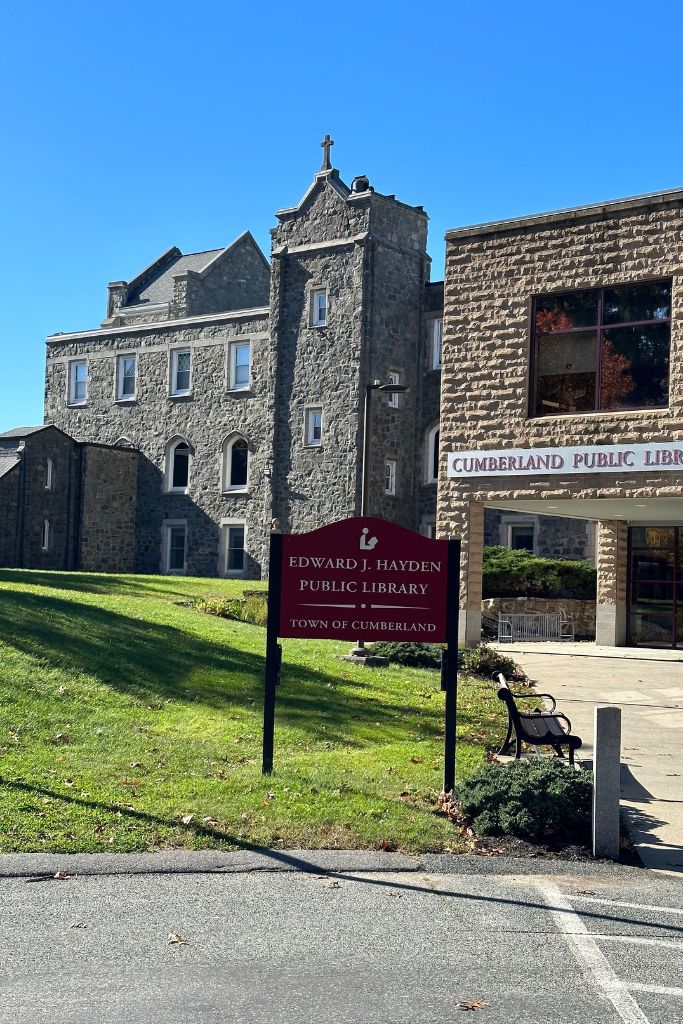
[439,195,683,633]
[17,428,81,570]
[45,310,271,577]
[79,445,138,572]
[185,240,270,317]
[0,464,19,566]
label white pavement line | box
[628,984,683,997]
[595,935,683,951]
[538,882,650,1024]
[570,895,683,916]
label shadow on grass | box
[0,568,251,600]
[0,590,442,741]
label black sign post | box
[262,531,283,775]
[442,538,461,794]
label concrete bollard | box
[592,704,622,860]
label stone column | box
[596,520,628,646]
[447,499,484,647]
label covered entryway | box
[485,498,683,650]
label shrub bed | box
[369,641,522,679]
[483,546,596,600]
[458,759,593,844]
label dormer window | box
[311,288,327,327]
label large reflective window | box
[532,279,671,416]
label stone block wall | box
[482,597,596,639]
[45,310,271,577]
[14,428,81,571]
[79,444,138,572]
[184,238,270,317]
[439,191,683,643]
[0,464,19,565]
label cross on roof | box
[320,134,334,171]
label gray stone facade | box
[0,426,136,572]
[36,147,593,580]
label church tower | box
[268,136,432,535]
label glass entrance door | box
[628,527,683,648]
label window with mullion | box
[532,280,671,416]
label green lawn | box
[0,570,508,854]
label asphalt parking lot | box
[0,852,681,1023]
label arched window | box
[114,436,136,449]
[425,424,439,484]
[165,438,191,492]
[222,434,249,491]
[43,458,53,491]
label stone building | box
[0,425,136,571]
[440,186,683,649]
[41,142,455,579]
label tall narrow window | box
[225,524,246,575]
[171,348,191,396]
[229,341,251,390]
[384,459,397,495]
[165,524,187,573]
[117,354,136,400]
[165,438,191,492]
[311,288,327,327]
[304,407,323,446]
[223,435,249,490]
[387,371,400,408]
[41,519,50,552]
[68,360,87,404]
[432,318,443,370]
[44,458,53,491]
[426,424,439,483]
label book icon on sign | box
[360,528,378,551]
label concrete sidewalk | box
[495,644,683,872]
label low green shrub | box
[369,641,522,679]
[483,546,596,600]
[457,644,519,679]
[369,641,443,668]
[458,759,593,843]
[195,593,268,627]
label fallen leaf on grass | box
[410,756,423,764]
[168,932,189,944]
[457,998,489,1011]
[181,814,194,825]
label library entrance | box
[629,526,683,648]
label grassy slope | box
[0,570,508,854]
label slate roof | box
[0,425,47,439]
[0,451,20,479]
[126,249,225,306]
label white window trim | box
[162,519,187,575]
[310,287,328,328]
[220,518,247,577]
[227,340,252,392]
[387,371,401,408]
[222,433,250,493]
[164,437,191,494]
[116,352,137,402]
[421,516,437,539]
[500,515,538,555]
[41,518,50,552]
[384,459,397,495]
[44,458,53,491]
[432,317,443,370]
[303,405,323,447]
[67,359,88,406]
[425,423,439,484]
[169,347,192,397]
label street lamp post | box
[347,379,410,661]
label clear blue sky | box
[2,0,682,432]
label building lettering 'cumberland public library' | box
[4,140,683,648]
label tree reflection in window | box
[532,280,671,416]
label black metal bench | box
[496,673,582,765]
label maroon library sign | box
[278,516,448,643]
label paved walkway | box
[494,643,683,872]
